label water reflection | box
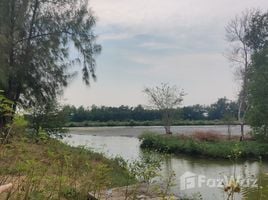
[63,132,268,200]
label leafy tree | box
[245,11,268,52]
[181,104,207,120]
[0,90,14,143]
[0,0,101,125]
[28,100,68,139]
[208,98,238,121]
[247,48,268,139]
[143,83,185,134]
[0,91,13,127]
[244,10,268,140]
[62,104,77,121]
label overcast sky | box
[62,0,268,107]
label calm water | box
[63,126,268,200]
[67,125,251,137]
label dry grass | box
[191,131,223,142]
[177,131,253,142]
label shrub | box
[11,115,28,136]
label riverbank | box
[0,137,134,199]
[66,120,241,127]
[139,132,268,160]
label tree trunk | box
[238,100,245,141]
[228,124,231,140]
[240,123,244,141]
[164,126,172,134]
[163,110,173,134]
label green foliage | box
[140,132,268,160]
[247,48,268,140]
[245,10,268,52]
[61,186,85,200]
[207,97,238,120]
[91,163,112,198]
[11,115,28,135]
[181,104,207,120]
[0,137,133,200]
[0,0,101,112]
[129,152,162,185]
[0,90,13,117]
[0,90,14,131]
[63,104,162,122]
[63,98,238,126]
[235,9,268,142]
[0,90,15,143]
[27,100,68,139]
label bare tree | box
[225,9,257,140]
[143,83,185,134]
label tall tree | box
[225,9,257,140]
[143,83,185,134]
[247,48,268,139]
[28,100,68,139]
[0,0,101,126]
[245,11,268,52]
[246,11,268,139]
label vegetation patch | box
[139,132,268,160]
[0,137,134,200]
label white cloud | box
[92,0,268,37]
[139,41,179,50]
[98,32,131,41]
[63,0,268,107]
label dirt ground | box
[93,184,179,200]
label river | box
[63,126,268,200]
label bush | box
[11,115,28,136]
[250,127,268,141]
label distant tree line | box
[62,97,238,123]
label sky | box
[62,0,268,108]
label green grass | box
[0,137,135,200]
[139,132,268,160]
